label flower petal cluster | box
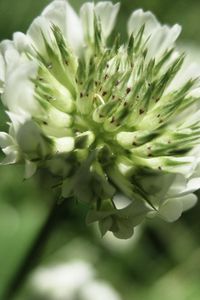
[1,0,200,239]
[30,261,121,300]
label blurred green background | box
[0,0,200,299]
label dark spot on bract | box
[47,96,53,101]
[126,87,131,94]
[139,109,144,115]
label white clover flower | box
[0,0,200,239]
[80,280,121,300]
[30,261,121,300]
[30,261,94,300]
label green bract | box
[0,1,200,239]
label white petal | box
[2,57,39,114]
[42,0,83,55]
[0,40,21,69]
[1,146,19,165]
[24,160,37,178]
[13,32,32,53]
[113,193,131,209]
[0,132,19,165]
[183,178,200,194]
[166,62,200,94]
[158,193,197,222]
[6,111,29,135]
[94,2,120,39]
[127,9,159,37]
[16,120,42,154]
[80,1,120,43]
[158,197,182,222]
[166,174,186,196]
[127,9,181,62]
[47,105,72,128]
[170,101,200,125]
[27,16,54,57]
[164,157,196,177]
[16,120,52,158]
[139,156,195,176]
[54,137,74,153]
[0,52,5,92]
[80,2,94,43]
[146,24,181,61]
[181,193,198,211]
[0,39,15,57]
[0,132,14,148]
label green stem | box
[3,200,64,300]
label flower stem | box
[3,200,64,300]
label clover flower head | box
[1,0,200,239]
[30,261,121,300]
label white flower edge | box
[80,1,120,43]
[30,260,121,300]
[0,52,5,93]
[27,1,120,56]
[127,9,181,62]
[158,193,197,222]
[0,132,20,165]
